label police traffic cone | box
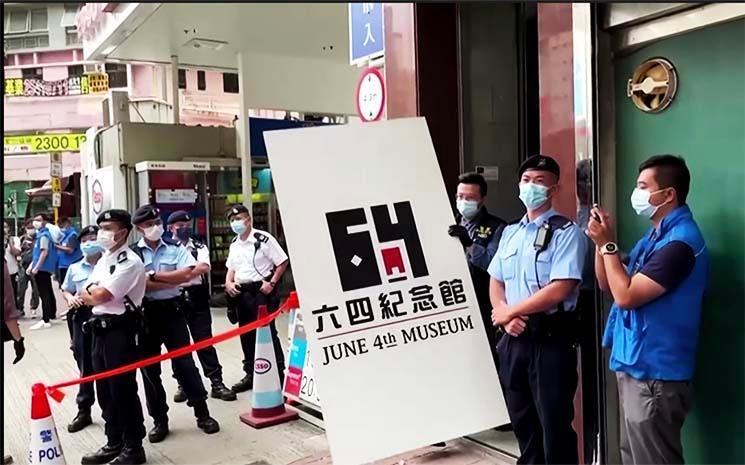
[240,304,299,428]
[29,384,66,465]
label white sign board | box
[50,161,63,178]
[355,67,385,122]
[265,118,508,464]
[155,188,197,204]
[87,166,114,222]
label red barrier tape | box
[40,299,293,403]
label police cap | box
[519,154,561,179]
[79,225,99,241]
[132,205,160,225]
[97,209,133,230]
[226,205,249,221]
[167,210,191,225]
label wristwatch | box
[147,270,157,282]
[600,242,619,256]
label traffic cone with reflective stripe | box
[240,305,298,428]
[29,384,66,465]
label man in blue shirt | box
[61,225,103,434]
[488,155,585,465]
[28,212,59,330]
[56,216,83,287]
[587,155,708,465]
[131,205,219,444]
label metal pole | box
[170,55,180,124]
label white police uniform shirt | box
[86,243,146,316]
[226,228,288,284]
[182,238,210,287]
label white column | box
[237,52,252,213]
[170,55,180,124]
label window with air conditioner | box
[84,64,100,73]
[60,4,80,27]
[22,68,43,80]
[29,9,48,32]
[105,63,128,88]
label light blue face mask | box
[519,182,551,210]
[231,220,247,235]
[81,241,103,256]
[456,199,480,220]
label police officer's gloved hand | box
[448,225,473,248]
[13,337,25,364]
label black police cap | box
[97,209,133,230]
[132,205,160,225]
[79,225,99,240]
[167,210,191,225]
[226,204,249,221]
[519,154,561,179]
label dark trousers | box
[35,271,57,322]
[91,316,146,447]
[172,284,223,384]
[70,307,95,411]
[9,272,18,308]
[57,267,68,289]
[140,298,208,424]
[498,334,579,465]
[17,265,39,311]
[231,288,285,377]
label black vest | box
[459,209,507,313]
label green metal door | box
[614,19,745,464]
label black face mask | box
[175,227,192,241]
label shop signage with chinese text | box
[4,73,108,98]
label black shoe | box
[196,415,220,434]
[173,385,187,403]
[494,423,513,432]
[432,442,447,448]
[109,446,146,465]
[210,382,237,401]
[3,455,13,465]
[147,423,169,443]
[231,375,253,393]
[67,411,92,433]
[81,444,123,465]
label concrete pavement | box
[4,286,514,464]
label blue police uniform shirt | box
[487,208,585,313]
[61,258,96,294]
[136,238,196,300]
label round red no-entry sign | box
[355,67,385,122]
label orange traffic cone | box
[240,304,298,428]
[29,384,66,465]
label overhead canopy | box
[82,3,360,114]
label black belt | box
[236,281,264,294]
[143,296,184,308]
[69,305,93,322]
[523,311,579,342]
[83,313,138,335]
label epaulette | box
[117,250,128,264]
[192,239,205,249]
[254,231,269,244]
[547,215,573,231]
[231,236,238,243]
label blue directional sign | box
[349,3,385,65]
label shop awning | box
[3,153,81,182]
[24,178,75,197]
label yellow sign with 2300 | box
[4,133,87,155]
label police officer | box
[60,225,103,433]
[79,210,147,465]
[166,210,236,402]
[487,155,585,465]
[224,205,289,393]
[447,172,507,369]
[131,205,219,443]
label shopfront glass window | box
[197,70,206,91]
[223,73,239,93]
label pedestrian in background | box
[28,212,59,330]
[588,155,708,465]
[17,219,40,317]
[55,216,83,289]
[4,222,22,310]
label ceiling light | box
[183,38,228,51]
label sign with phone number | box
[4,134,87,155]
